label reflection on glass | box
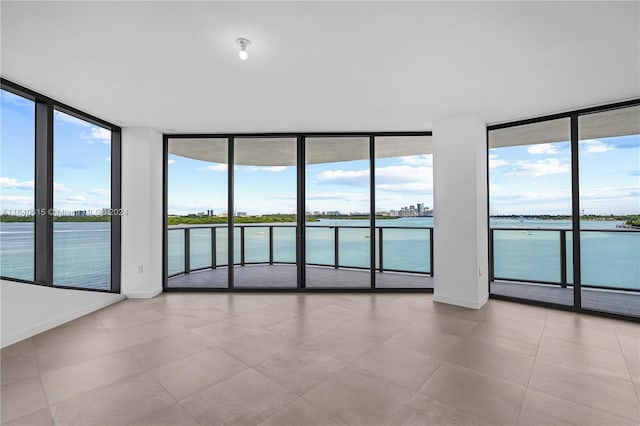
[489,118,573,305]
[0,90,35,281]
[53,110,111,290]
[167,138,228,288]
[374,136,433,288]
[234,138,297,288]
[306,137,370,288]
[579,106,640,317]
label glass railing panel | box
[167,229,185,275]
[581,231,639,290]
[273,226,296,263]
[338,227,370,268]
[305,226,334,266]
[243,226,269,263]
[215,226,229,267]
[492,230,561,283]
[189,228,211,270]
[233,228,241,265]
[380,227,430,273]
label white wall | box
[432,114,489,309]
[121,127,164,298]
[1,280,123,347]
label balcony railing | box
[490,227,640,292]
[167,224,433,277]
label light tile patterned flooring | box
[1,293,639,425]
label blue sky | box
[167,149,434,216]
[490,135,640,215]
[2,88,638,216]
[1,89,111,214]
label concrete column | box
[121,127,163,298]
[432,114,489,309]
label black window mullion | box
[297,136,306,289]
[228,137,234,289]
[571,115,582,308]
[369,136,375,289]
[111,129,122,293]
[34,101,53,286]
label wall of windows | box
[165,134,433,290]
[0,79,121,293]
[488,101,640,319]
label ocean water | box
[1,218,638,290]
[0,222,110,290]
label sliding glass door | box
[233,138,297,288]
[305,137,371,288]
[166,138,229,289]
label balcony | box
[167,224,433,289]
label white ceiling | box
[2,1,638,133]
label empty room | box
[1,1,639,425]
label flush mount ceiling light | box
[236,38,251,60]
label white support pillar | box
[432,114,489,309]
[121,127,163,298]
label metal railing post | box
[269,226,274,265]
[489,229,494,282]
[211,227,216,269]
[334,227,339,269]
[184,228,190,274]
[560,230,567,287]
[429,227,434,276]
[378,227,384,272]
[240,226,245,266]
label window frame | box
[0,78,121,293]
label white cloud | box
[54,110,90,127]
[305,192,369,202]
[66,195,87,202]
[0,195,33,204]
[0,177,34,190]
[316,165,433,192]
[207,164,228,172]
[54,182,71,193]
[248,166,288,172]
[82,127,111,144]
[167,159,175,165]
[317,169,369,186]
[89,188,110,196]
[489,154,508,169]
[581,139,614,154]
[527,143,558,155]
[509,158,570,177]
[400,155,432,166]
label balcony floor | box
[168,264,433,289]
[492,280,640,318]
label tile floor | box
[167,265,433,289]
[1,293,639,425]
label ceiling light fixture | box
[236,38,251,60]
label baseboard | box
[1,294,125,348]
[125,287,163,299]
[433,292,489,310]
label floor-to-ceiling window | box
[0,89,35,282]
[0,79,121,292]
[488,101,640,319]
[488,118,574,306]
[166,138,229,288]
[234,137,297,288]
[164,133,432,291]
[305,137,372,288]
[374,136,433,289]
[52,110,112,290]
[578,106,640,317]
